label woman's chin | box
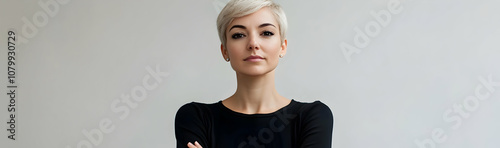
[234,68,275,77]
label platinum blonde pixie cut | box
[217,0,288,50]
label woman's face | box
[222,7,287,77]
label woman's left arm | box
[299,102,334,148]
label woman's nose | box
[247,34,260,50]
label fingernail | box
[188,142,194,146]
[195,141,199,145]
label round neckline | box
[218,99,296,117]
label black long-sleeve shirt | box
[175,99,333,148]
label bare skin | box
[187,141,202,148]
[187,7,289,148]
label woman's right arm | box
[175,103,209,148]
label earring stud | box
[279,54,283,58]
[226,58,230,62]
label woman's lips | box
[244,55,264,62]
[245,58,264,62]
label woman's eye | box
[231,33,245,39]
[262,31,274,36]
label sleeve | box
[175,103,210,148]
[298,101,334,148]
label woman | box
[175,0,333,147]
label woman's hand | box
[187,141,203,148]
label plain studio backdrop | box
[1,0,499,148]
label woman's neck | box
[223,70,290,114]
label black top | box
[174,99,334,148]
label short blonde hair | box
[216,0,288,50]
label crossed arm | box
[175,102,334,148]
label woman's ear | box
[280,39,288,56]
[220,44,228,60]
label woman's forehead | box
[228,7,279,30]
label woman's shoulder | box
[292,100,332,112]
[178,101,219,109]
[291,99,334,119]
[175,102,222,126]
[176,101,220,118]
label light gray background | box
[1,0,499,147]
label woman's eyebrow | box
[229,25,246,32]
[229,23,276,32]
[259,23,276,28]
